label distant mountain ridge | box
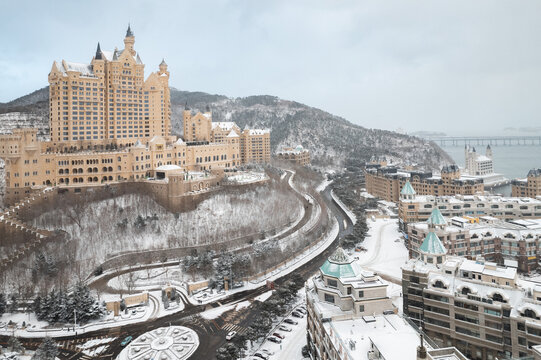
[0,86,453,169]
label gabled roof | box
[227,131,239,138]
[428,208,446,226]
[419,232,447,255]
[400,181,416,195]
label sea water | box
[440,145,541,196]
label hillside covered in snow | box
[0,87,453,169]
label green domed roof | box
[419,232,447,255]
[320,247,361,278]
[400,181,416,195]
[428,208,446,226]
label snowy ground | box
[225,171,268,184]
[354,218,409,282]
[0,289,184,338]
[10,183,302,290]
[249,292,308,360]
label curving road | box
[0,181,354,360]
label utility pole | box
[74,309,77,333]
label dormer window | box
[491,293,507,303]
[327,279,338,288]
[523,308,539,319]
[461,287,472,296]
[433,280,447,289]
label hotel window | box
[324,293,335,304]
[327,279,337,288]
[359,305,365,312]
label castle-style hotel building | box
[0,27,270,205]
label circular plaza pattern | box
[117,326,199,360]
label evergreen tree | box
[8,294,18,313]
[32,338,58,360]
[0,293,6,315]
[8,336,24,353]
[32,295,42,319]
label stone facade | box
[403,256,541,360]
[0,26,271,206]
[398,187,541,231]
[512,169,541,198]
[365,165,483,203]
[276,145,310,166]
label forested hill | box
[0,86,453,169]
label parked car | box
[278,325,292,332]
[296,308,307,314]
[292,311,304,318]
[302,345,310,358]
[383,310,395,315]
[253,353,269,360]
[272,332,285,339]
[268,336,282,344]
[226,331,237,341]
[261,349,275,355]
[284,318,298,325]
[120,336,133,346]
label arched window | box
[433,280,446,289]
[461,287,471,296]
[524,309,538,319]
[492,293,506,303]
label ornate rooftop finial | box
[329,247,350,264]
[95,42,102,60]
[126,23,134,37]
[160,58,167,67]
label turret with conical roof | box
[400,180,416,201]
[320,247,361,279]
[427,208,446,229]
[419,231,447,265]
[124,24,136,56]
[95,42,102,60]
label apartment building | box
[512,169,541,198]
[276,145,311,166]
[306,247,467,360]
[407,207,541,272]
[398,181,541,231]
[403,252,541,360]
[365,165,483,203]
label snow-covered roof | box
[419,232,447,255]
[174,138,185,145]
[211,122,237,131]
[427,208,446,226]
[155,165,182,171]
[400,181,416,195]
[226,130,239,138]
[248,129,270,135]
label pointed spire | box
[126,23,134,37]
[184,101,189,110]
[420,232,447,255]
[95,42,103,60]
[136,54,142,64]
[160,58,167,67]
[113,48,118,61]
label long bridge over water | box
[423,135,541,147]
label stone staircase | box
[0,187,56,271]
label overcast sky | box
[1,1,541,135]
